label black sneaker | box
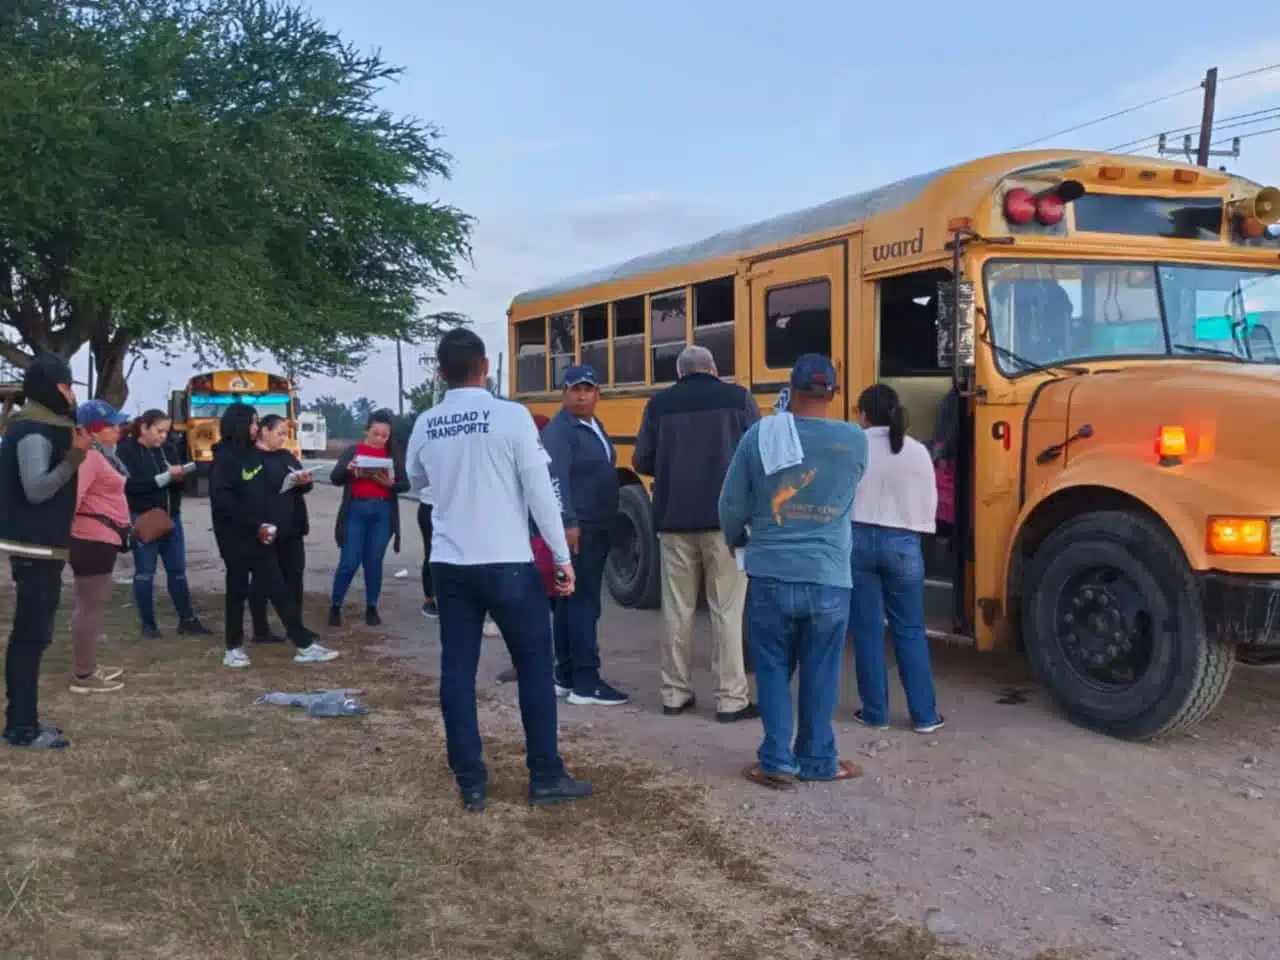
[178,618,212,637]
[716,702,760,724]
[529,775,593,807]
[567,681,629,706]
[365,607,382,627]
[328,608,342,628]
[252,632,286,645]
[422,598,439,619]
[663,696,697,716]
[853,709,891,731]
[460,787,486,813]
[141,624,161,639]
[5,725,70,749]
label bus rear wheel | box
[1022,510,1233,740]
[605,484,661,609]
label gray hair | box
[676,344,716,378]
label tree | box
[0,0,472,404]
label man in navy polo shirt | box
[541,364,627,706]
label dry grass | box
[0,588,1018,960]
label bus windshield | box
[984,260,1280,373]
[188,393,291,419]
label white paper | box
[353,454,394,472]
[280,468,310,494]
[734,548,745,571]
[181,461,197,473]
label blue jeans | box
[848,523,940,727]
[132,514,195,628]
[553,526,609,693]
[431,561,566,792]
[747,577,851,779]
[331,498,393,608]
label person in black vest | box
[0,356,91,749]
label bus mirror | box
[936,279,976,370]
[169,389,188,425]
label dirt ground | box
[97,486,1280,957]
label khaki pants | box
[659,532,749,712]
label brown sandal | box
[800,760,863,783]
[742,762,796,790]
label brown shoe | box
[70,672,124,694]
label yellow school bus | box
[509,149,1280,740]
[170,369,300,494]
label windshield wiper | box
[1172,342,1241,359]
[985,337,1088,378]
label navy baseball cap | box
[789,354,837,393]
[563,364,600,387]
[76,399,130,428]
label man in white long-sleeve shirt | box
[406,328,592,812]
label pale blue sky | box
[119,0,1280,409]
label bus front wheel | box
[605,484,662,609]
[1022,509,1234,741]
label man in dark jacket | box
[0,356,91,749]
[541,364,627,706]
[633,344,760,722]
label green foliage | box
[0,0,472,401]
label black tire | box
[1022,509,1233,740]
[605,484,662,609]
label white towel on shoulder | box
[758,412,804,476]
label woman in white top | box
[848,384,944,734]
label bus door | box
[745,242,848,410]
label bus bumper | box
[1199,572,1280,663]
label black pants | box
[248,538,306,637]
[5,557,64,735]
[226,548,310,650]
[417,503,434,599]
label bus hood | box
[1062,362,1280,504]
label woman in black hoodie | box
[210,404,335,669]
[254,414,313,622]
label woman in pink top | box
[69,400,133,693]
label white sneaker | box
[223,648,251,669]
[483,618,500,638]
[554,684,571,698]
[294,643,340,664]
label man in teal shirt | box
[718,354,868,787]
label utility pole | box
[395,339,405,416]
[1158,66,1240,167]
[1196,66,1217,166]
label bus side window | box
[613,296,646,384]
[650,289,687,383]
[516,317,548,393]
[694,277,735,377]
[550,311,575,388]
[581,305,610,384]
[765,280,831,369]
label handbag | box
[132,507,175,545]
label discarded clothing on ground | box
[256,688,368,717]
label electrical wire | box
[1212,124,1280,146]
[1011,62,1280,151]
[1107,106,1280,152]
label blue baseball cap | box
[76,399,130,428]
[789,354,837,393]
[563,364,600,387]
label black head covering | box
[22,355,74,416]
[218,403,256,456]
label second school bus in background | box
[510,149,1280,741]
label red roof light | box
[1035,192,1065,226]
[1004,188,1036,225]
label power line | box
[1107,105,1280,152]
[1212,124,1280,146]
[1012,62,1280,151]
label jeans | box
[249,538,305,637]
[5,557,63,735]
[132,514,195,628]
[747,576,850,779]
[553,526,608,693]
[848,523,940,728]
[331,498,393,609]
[432,561,566,792]
[417,503,433,599]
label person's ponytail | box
[888,403,906,454]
